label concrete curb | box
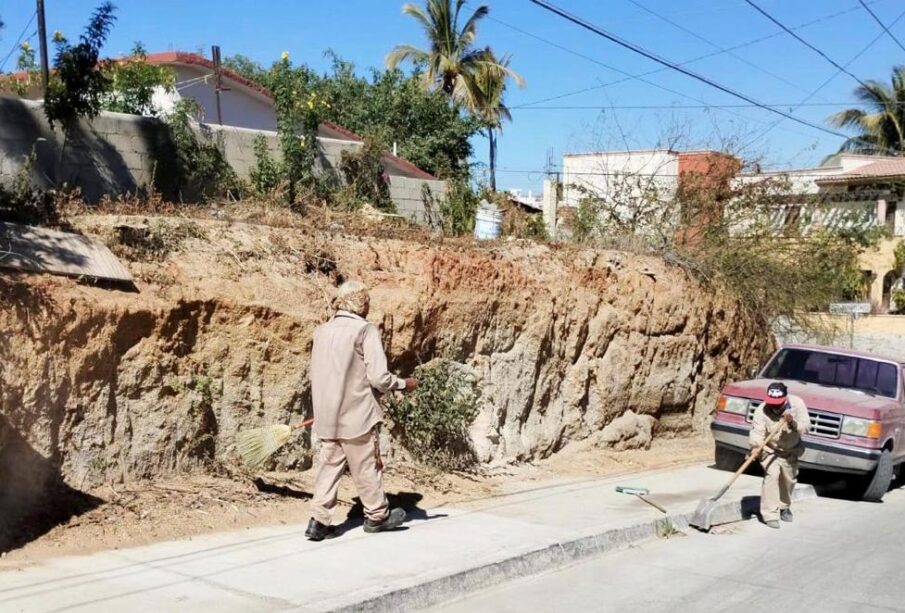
[332,485,818,612]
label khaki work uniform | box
[309,310,405,526]
[749,395,811,523]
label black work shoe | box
[363,507,407,533]
[764,520,781,529]
[305,518,336,541]
[780,509,793,523]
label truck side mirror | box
[746,365,759,379]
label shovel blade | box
[689,498,718,532]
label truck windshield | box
[763,348,899,399]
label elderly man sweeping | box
[305,280,417,541]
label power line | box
[510,1,880,110]
[625,0,823,101]
[488,14,820,141]
[858,0,905,54]
[743,5,905,152]
[0,11,37,72]
[509,102,905,111]
[527,0,857,143]
[494,167,887,178]
[743,0,874,92]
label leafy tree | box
[386,0,519,106]
[103,42,175,116]
[44,2,117,130]
[827,65,905,155]
[224,52,481,180]
[386,0,522,189]
[473,52,519,191]
[269,52,329,207]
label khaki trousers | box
[310,427,388,526]
[760,453,798,522]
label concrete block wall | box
[387,175,447,224]
[0,98,443,219]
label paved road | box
[431,486,905,613]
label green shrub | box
[385,359,479,470]
[338,139,394,212]
[0,149,61,226]
[163,98,241,201]
[249,135,282,196]
[893,287,905,312]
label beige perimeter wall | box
[0,98,446,223]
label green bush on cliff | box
[385,359,479,471]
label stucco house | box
[740,154,905,310]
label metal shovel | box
[689,420,785,532]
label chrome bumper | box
[711,422,881,475]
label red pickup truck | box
[711,344,905,501]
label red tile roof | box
[816,158,905,184]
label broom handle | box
[711,419,785,502]
[292,418,315,431]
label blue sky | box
[2,0,905,193]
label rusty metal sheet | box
[0,221,132,283]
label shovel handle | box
[292,418,315,431]
[637,494,668,514]
[711,419,785,502]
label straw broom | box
[237,418,314,470]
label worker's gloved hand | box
[404,378,419,392]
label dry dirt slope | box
[0,214,772,543]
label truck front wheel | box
[861,449,893,502]
[714,445,744,472]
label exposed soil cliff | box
[0,214,772,504]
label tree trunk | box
[488,127,496,192]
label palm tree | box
[474,53,515,191]
[828,65,905,155]
[387,0,523,189]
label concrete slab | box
[0,463,815,612]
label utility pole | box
[211,45,223,125]
[36,0,50,98]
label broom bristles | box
[237,424,293,470]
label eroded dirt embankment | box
[0,214,772,516]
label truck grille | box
[744,403,842,439]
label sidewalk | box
[0,463,816,612]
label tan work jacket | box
[749,394,811,458]
[310,311,405,440]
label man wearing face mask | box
[749,381,812,529]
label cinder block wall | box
[387,175,447,224]
[0,98,444,222]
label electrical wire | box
[488,14,818,140]
[0,11,37,72]
[858,0,905,54]
[743,0,874,92]
[509,102,905,111]
[625,0,822,100]
[527,0,858,143]
[742,5,905,152]
[509,1,881,110]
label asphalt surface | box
[431,485,905,613]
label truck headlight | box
[841,416,882,438]
[718,395,750,415]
